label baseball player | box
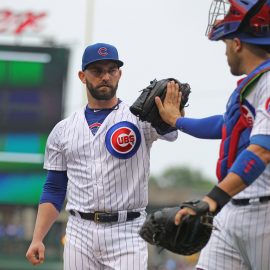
[25,43,178,270]
[155,0,270,269]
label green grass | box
[0,257,63,270]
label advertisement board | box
[0,45,69,204]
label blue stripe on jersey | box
[39,170,68,212]
[176,115,223,139]
[250,135,270,151]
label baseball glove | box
[139,200,214,255]
[130,78,191,135]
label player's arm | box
[26,170,68,265]
[175,141,270,223]
[26,203,59,265]
[175,116,223,139]
[155,82,223,139]
[205,142,270,211]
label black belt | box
[69,210,140,223]
[231,195,270,206]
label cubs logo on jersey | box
[265,97,270,115]
[105,121,141,159]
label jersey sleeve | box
[142,121,178,144]
[39,170,68,212]
[250,72,270,137]
[139,122,178,151]
[158,129,178,141]
[44,120,67,171]
[176,115,223,139]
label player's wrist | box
[206,185,231,214]
[202,197,217,213]
[31,239,44,245]
[32,233,45,243]
[169,115,181,127]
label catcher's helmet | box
[206,0,270,45]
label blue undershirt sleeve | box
[250,135,270,151]
[39,170,68,212]
[175,115,224,139]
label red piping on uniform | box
[216,125,227,182]
[227,115,249,168]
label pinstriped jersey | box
[234,71,270,199]
[44,101,178,212]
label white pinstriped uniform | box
[44,101,178,270]
[197,72,270,270]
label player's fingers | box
[155,96,164,111]
[175,209,186,225]
[37,246,45,264]
[165,82,173,103]
[174,81,180,94]
[26,250,41,265]
[177,91,182,107]
[175,208,196,225]
[171,82,180,105]
[168,81,178,102]
[26,243,45,265]
[170,81,177,102]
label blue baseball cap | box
[81,43,124,71]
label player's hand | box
[174,196,218,225]
[155,81,182,127]
[26,241,45,265]
[174,207,196,225]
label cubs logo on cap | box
[98,47,108,56]
[105,121,141,159]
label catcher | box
[134,2,270,270]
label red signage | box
[0,9,47,35]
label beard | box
[86,80,118,100]
[228,57,242,76]
[227,50,243,76]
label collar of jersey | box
[86,99,122,113]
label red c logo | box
[98,47,108,56]
[105,121,141,159]
[111,127,136,153]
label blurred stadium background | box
[0,0,215,269]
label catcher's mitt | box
[130,78,191,135]
[139,200,214,255]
